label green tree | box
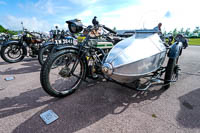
[193,26,199,33]
[0,25,17,35]
[172,28,177,36]
[179,28,184,34]
[0,25,7,32]
[185,28,190,36]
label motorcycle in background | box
[38,26,74,66]
[0,28,44,63]
[0,33,10,51]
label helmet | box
[66,19,83,33]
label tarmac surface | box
[0,46,200,133]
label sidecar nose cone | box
[102,63,113,76]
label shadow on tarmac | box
[0,87,57,119]
[0,61,8,65]
[177,88,200,128]
[0,59,40,75]
[12,81,166,133]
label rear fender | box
[41,42,55,48]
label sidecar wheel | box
[40,49,86,97]
[0,45,26,63]
[164,58,178,89]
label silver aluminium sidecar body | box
[102,31,167,83]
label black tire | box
[40,49,86,97]
[38,45,54,65]
[164,58,178,89]
[0,44,26,63]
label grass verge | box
[188,38,200,45]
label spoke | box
[71,73,81,79]
[48,52,83,92]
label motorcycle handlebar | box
[102,25,117,34]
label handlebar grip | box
[103,25,117,34]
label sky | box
[0,0,199,32]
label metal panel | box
[40,110,59,125]
[102,32,167,83]
[109,52,165,83]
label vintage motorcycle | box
[0,29,44,63]
[40,19,188,98]
[38,17,121,66]
[0,33,10,50]
[38,26,75,66]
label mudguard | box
[168,42,183,59]
[1,40,20,46]
[41,42,55,48]
[56,44,79,51]
[1,40,27,56]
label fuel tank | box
[102,31,167,83]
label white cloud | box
[62,3,169,30]
[46,0,53,14]
[3,0,200,32]
[34,0,54,15]
[0,1,7,5]
[62,9,94,26]
[140,0,200,31]
[62,5,106,26]
[65,0,200,32]
[17,3,23,8]
[99,0,200,31]
[76,10,93,19]
[1,15,51,32]
[18,0,70,15]
[69,0,98,6]
[0,1,6,5]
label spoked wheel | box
[40,49,86,97]
[38,45,54,66]
[0,44,26,63]
[164,57,180,89]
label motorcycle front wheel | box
[40,49,86,97]
[0,44,26,63]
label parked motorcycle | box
[0,29,44,63]
[40,19,188,98]
[0,33,10,51]
[38,26,74,66]
[38,18,122,66]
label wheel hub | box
[59,67,71,78]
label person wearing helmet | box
[153,23,164,41]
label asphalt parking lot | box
[0,46,200,133]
